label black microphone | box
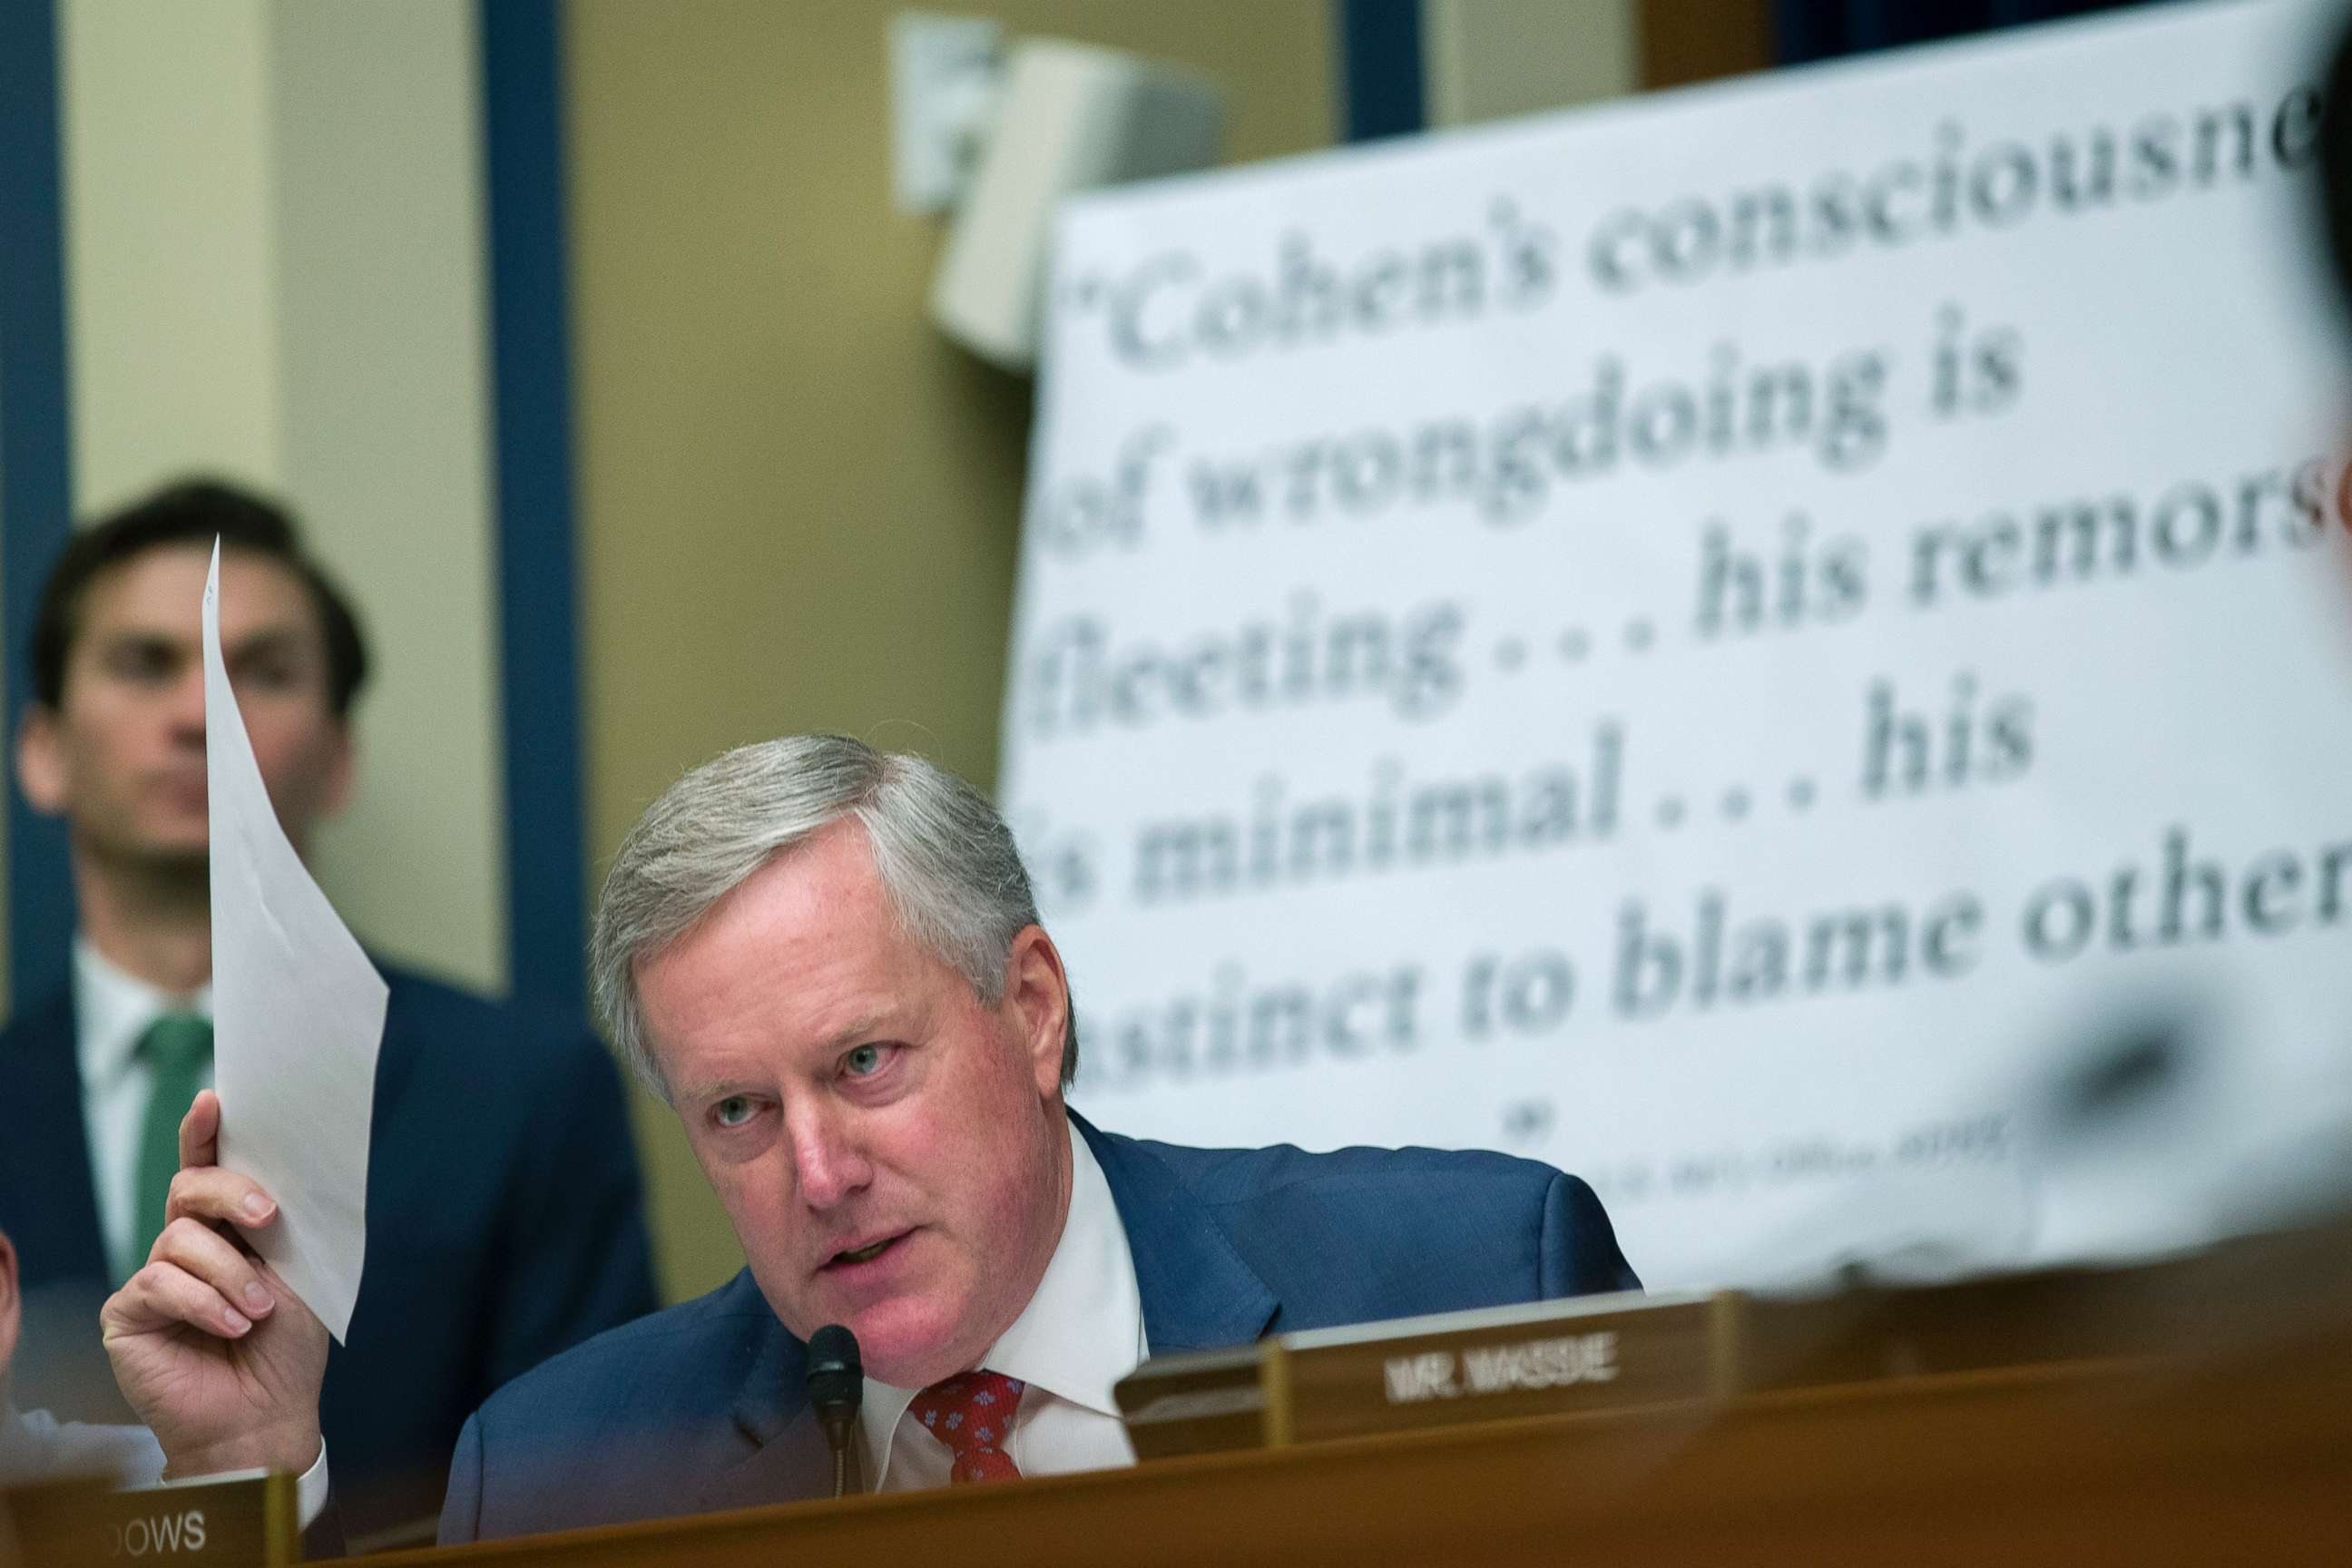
[807,1324,865,1499]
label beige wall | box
[268,1,507,998]
[61,0,285,507]
[1425,0,1641,127]
[49,0,505,1001]
[564,0,1339,1302]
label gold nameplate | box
[1119,1289,1724,1459]
[3,1468,297,1568]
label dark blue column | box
[0,0,77,1005]
[1777,0,2151,66]
[478,0,591,1022]
[1339,0,1426,142]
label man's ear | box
[15,704,69,818]
[0,1227,21,1387]
[1002,926,1072,1101]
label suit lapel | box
[0,986,109,1286]
[1078,1113,1279,1354]
[691,1298,833,1514]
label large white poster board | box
[1002,0,2352,1289]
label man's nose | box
[784,1101,873,1210]
[167,666,208,740]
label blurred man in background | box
[0,480,656,1542]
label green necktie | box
[132,1014,214,1277]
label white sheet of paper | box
[203,542,387,1343]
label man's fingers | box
[165,1164,278,1231]
[105,1256,258,1343]
[151,1217,277,1323]
[178,1088,221,1171]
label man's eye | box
[233,661,299,691]
[712,1095,758,1129]
[105,646,175,683]
[843,1044,892,1078]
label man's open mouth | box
[828,1234,901,1268]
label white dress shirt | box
[858,1118,1145,1490]
[73,939,213,1286]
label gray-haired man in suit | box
[103,736,1639,1541]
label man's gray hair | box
[591,734,1075,1100]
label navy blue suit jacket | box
[0,965,659,1541]
[439,1112,1637,1543]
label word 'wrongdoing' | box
[1183,344,1891,534]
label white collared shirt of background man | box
[74,940,213,1286]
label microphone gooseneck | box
[807,1323,865,1499]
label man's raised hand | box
[101,1089,327,1479]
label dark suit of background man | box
[107,733,1639,1541]
[0,480,657,1541]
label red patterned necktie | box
[908,1370,1026,1483]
